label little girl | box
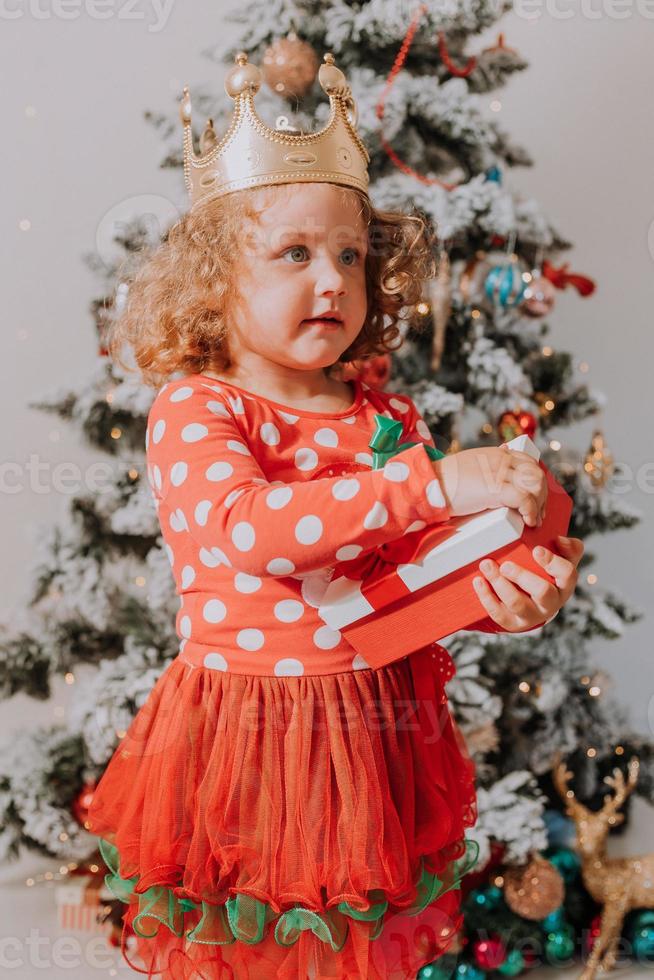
[87,52,583,980]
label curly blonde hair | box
[108,183,438,389]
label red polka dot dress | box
[87,373,480,980]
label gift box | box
[55,874,114,934]
[318,430,573,669]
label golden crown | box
[179,51,370,211]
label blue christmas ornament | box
[484,166,502,183]
[484,261,527,308]
[543,809,576,848]
[631,924,654,963]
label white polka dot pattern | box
[145,376,451,676]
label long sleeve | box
[146,382,452,578]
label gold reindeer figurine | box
[552,754,653,979]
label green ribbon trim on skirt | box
[97,835,479,951]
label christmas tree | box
[3,1,654,974]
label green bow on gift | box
[369,413,446,468]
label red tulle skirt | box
[87,643,479,979]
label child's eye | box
[282,245,309,263]
[280,245,362,265]
[340,247,361,266]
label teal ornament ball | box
[632,924,654,963]
[497,949,526,976]
[545,846,581,884]
[632,910,654,929]
[484,261,527,308]
[544,926,576,963]
[455,963,486,980]
[541,906,566,931]
[484,166,502,183]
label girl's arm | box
[146,383,451,578]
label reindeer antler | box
[601,756,640,819]
[551,753,590,820]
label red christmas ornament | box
[71,781,97,830]
[497,409,538,442]
[341,354,392,389]
[583,913,603,956]
[521,943,539,966]
[473,934,507,970]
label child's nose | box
[313,257,346,294]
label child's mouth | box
[302,317,342,329]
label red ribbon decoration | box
[332,521,458,611]
[437,30,477,78]
[376,4,463,191]
[542,259,596,297]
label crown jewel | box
[179,51,370,211]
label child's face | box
[228,182,368,375]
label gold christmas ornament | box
[179,51,370,212]
[553,754,651,980]
[262,33,320,99]
[503,852,564,920]
[583,429,615,489]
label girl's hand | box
[434,446,548,528]
[472,535,584,632]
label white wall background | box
[1,0,653,902]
